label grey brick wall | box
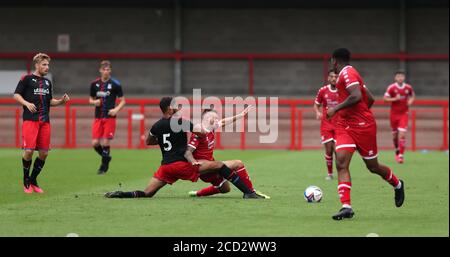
[0,7,448,96]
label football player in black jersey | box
[89,60,126,174]
[13,53,70,194]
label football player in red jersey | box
[184,107,270,199]
[384,71,415,163]
[313,69,339,180]
[326,48,405,220]
[13,53,70,194]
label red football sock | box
[338,182,352,208]
[384,168,400,188]
[196,185,220,197]
[325,154,333,175]
[236,167,254,192]
[399,138,406,155]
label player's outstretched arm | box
[50,93,70,106]
[219,105,254,127]
[327,84,361,119]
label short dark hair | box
[395,70,406,75]
[332,48,351,63]
[328,68,337,75]
[159,97,173,113]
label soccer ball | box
[304,186,323,203]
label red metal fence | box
[1,52,448,95]
[0,98,447,151]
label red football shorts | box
[22,121,51,151]
[199,173,227,187]
[321,127,336,144]
[390,113,409,133]
[92,118,116,140]
[335,123,378,160]
[153,161,200,185]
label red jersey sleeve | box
[314,88,324,105]
[384,85,395,98]
[188,133,200,149]
[407,85,415,97]
[341,68,360,89]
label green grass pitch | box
[0,148,448,236]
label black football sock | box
[122,191,146,198]
[102,146,111,158]
[22,158,32,178]
[94,145,103,156]
[22,158,32,187]
[218,165,253,194]
[30,157,45,185]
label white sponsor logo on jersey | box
[96,91,111,97]
[34,88,50,95]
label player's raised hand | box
[25,102,37,113]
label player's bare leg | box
[332,150,355,220]
[363,157,405,207]
[98,138,112,174]
[28,150,48,193]
[22,149,34,193]
[105,177,167,198]
[324,141,335,180]
[397,130,407,163]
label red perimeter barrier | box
[0,52,448,95]
[0,98,447,151]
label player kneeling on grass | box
[184,108,270,199]
[105,97,265,199]
[13,53,70,194]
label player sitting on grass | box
[105,97,265,199]
[185,107,270,199]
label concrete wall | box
[0,7,448,96]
